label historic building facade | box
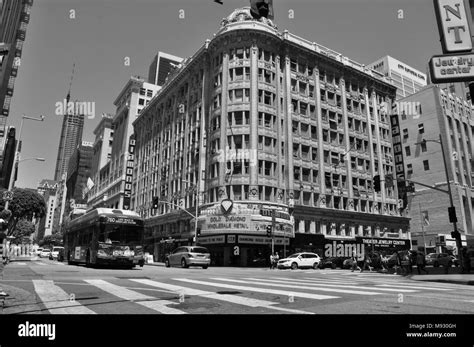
[132,7,410,265]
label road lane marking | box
[241,277,417,293]
[34,262,46,266]
[130,279,313,314]
[174,278,339,300]
[32,280,96,314]
[375,284,450,291]
[84,279,186,314]
[11,262,26,266]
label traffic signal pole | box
[438,134,464,270]
[271,209,275,255]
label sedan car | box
[165,246,211,269]
[318,257,348,269]
[277,252,321,270]
[49,246,65,261]
[40,249,51,258]
[425,253,453,267]
[35,248,43,256]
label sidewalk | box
[408,274,474,285]
[0,284,43,314]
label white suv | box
[277,252,321,270]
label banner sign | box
[123,135,135,210]
[429,53,474,83]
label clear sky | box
[10,0,442,188]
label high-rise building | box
[367,56,427,100]
[54,103,85,181]
[0,0,33,158]
[66,142,93,207]
[87,76,159,209]
[133,7,411,265]
[147,51,183,86]
[393,85,473,254]
[87,114,113,206]
[36,179,58,239]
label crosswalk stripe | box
[243,277,417,293]
[32,280,96,314]
[174,278,339,300]
[375,284,450,291]
[12,262,26,266]
[130,279,313,314]
[84,279,186,314]
[34,262,46,266]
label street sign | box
[433,0,473,53]
[429,53,474,83]
[2,191,13,201]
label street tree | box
[0,188,46,237]
[10,218,36,244]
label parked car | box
[35,248,43,256]
[425,253,453,267]
[49,246,65,261]
[318,257,348,269]
[165,246,211,269]
[40,249,51,258]
[277,252,321,270]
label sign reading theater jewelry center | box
[429,53,474,82]
[433,0,473,53]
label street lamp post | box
[417,135,464,270]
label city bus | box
[64,208,145,268]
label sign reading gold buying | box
[429,53,474,83]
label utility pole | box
[419,202,428,255]
[271,209,275,255]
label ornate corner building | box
[132,7,411,265]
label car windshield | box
[190,247,209,254]
[53,247,63,252]
[287,254,300,258]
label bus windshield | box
[98,224,142,244]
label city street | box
[1,260,474,315]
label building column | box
[248,44,259,201]
[310,221,316,234]
[314,67,326,206]
[219,50,230,200]
[371,91,386,208]
[284,52,295,203]
[340,78,353,202]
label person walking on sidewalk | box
[351,251,361,272]
[416,251,428,275]
[0,230,8,297]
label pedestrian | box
[0,230,7,297]
[393,251,402,275]
[351,251,361,272]
[416,252,428,274]
[269,253,274,269]
[273,252,279,269]
[360,252,373,272]
[402,251,412,275]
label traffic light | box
[451,230,460,239]
[448,207,457,223]
[266,225,272,237]
[373,175,381,192]
[196,228,201,236]
[152,197,159,209]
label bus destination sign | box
[105,217,138,225]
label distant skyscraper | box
[54,103,85,181]
[147,51,183,86]
[367,56,427,100]
[0,0,33,159]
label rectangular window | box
[402,128,408,139]
[423,160,430,171]
[407,163,413,175]
[421,141,427,152]
[405,146,411,156]
[418,123,424,134]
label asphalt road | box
[1,259,474,315]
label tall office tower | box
[147,51,183,86]
[133,7,411,265]
[87,76,160,210]
[0,0,33,158]
[87,114,114,207]
[367,56,427,100]
[53,102,85,181]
